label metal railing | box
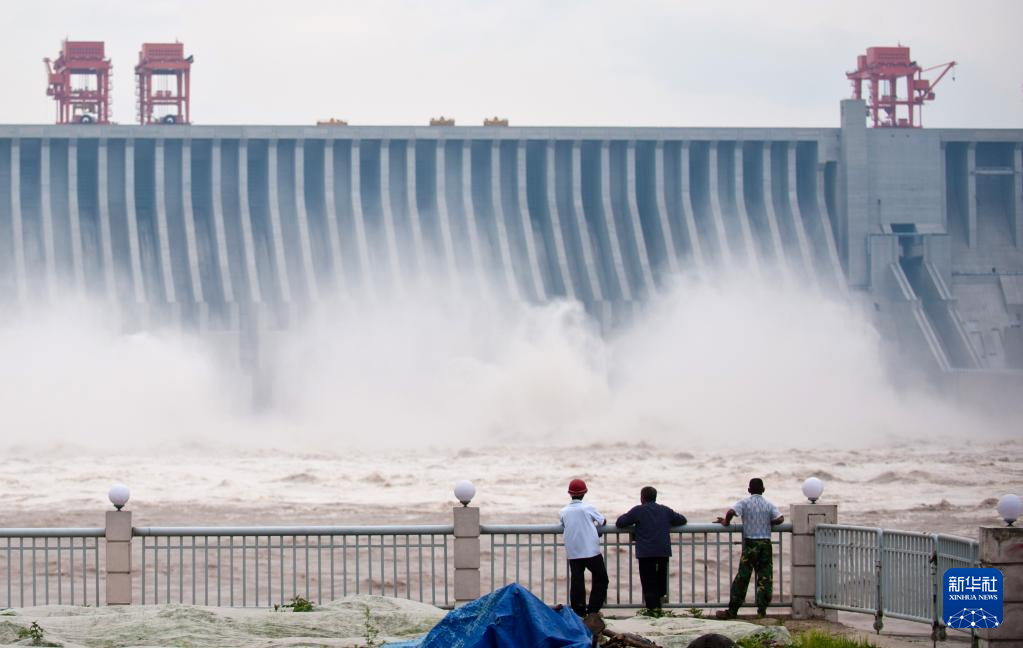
[815,524,979,638]
[0,522,792,610]
[0,528,104,608]
[133,525,453,608]
[483,523,793,609]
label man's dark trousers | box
[638,556,669,610]
[569,555,608,616]
[728,539,773,614]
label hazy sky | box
[5,0,1022,128]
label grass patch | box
[362,604,382,647]
[636,608,679,618]
[790,630,878,648]
[736,628,879,648]
[16,621,61,646]
[274,595,315,612]
[736,631,783,648]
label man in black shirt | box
[615,486,687,612]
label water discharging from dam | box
[0,133,847,331]
[1,120,1021,451]
[0,267,1007,453]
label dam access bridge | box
[0,99,1021,391]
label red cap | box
[568,479,588,496]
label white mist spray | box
[0,302,247,451]
[0,271,1006,452]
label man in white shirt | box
[714,477,784,619]
[559,478,608,617]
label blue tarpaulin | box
[384,583,591,648]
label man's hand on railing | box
[716,508,737,527]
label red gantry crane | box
[847,46,956,128]
[44,40,112,124]
[135,42,193,125]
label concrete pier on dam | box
[0,99,1021,391]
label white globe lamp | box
[108,484,131,511]
[454,480,476,507]
[802,477,824,504]
[996,494,1021,527]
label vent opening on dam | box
[1,99,1022,407]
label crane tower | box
[846,46,955,128]
[135,42,193,125]
[44,40,112,124]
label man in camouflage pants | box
[714,478,785,618]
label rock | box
[0,599,790,648]
[686,633,737,648]
[605,616,789,648]
[584,611,607,636]
[0,596,447,647]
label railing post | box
[791,503,837,620]
[453,505,480,607]
[104,509,133,605]
[875,529,885,633]
[930,534,946,643]
[978,525,1022,647]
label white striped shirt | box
[733,495,781,540]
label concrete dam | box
[1,99,1022,383]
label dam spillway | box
[0,125,845,318]
[1,100,1022,380]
